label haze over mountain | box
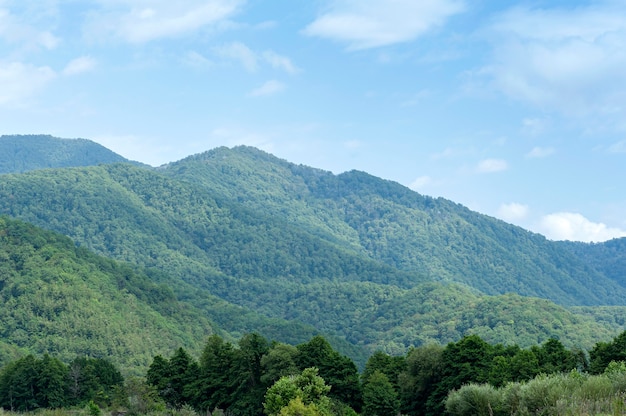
[1,136,626,370]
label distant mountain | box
[0,134,138,174]
[162,146,626,306]
[1,137,626,362]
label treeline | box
[0,355,123,411]
[5,332,626,416]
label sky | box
[1,0,626,243]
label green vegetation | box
[0,216,214,372]
[1,141,626,366]
[0,354,123,411]
[163,146,626,306]
[445,367,626,416]
[5,331,626,416]
[2,139,626,374]
[0,135,136,174]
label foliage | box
[446,368,626,416]
[0,135,135,174]
[361,370,399,416]
[1,141,626,373]
[0,216,212,374]
[398,336,581,416]
[0,354,124,411]
[3,333,626,416]
[264,368,332,416]
[589,331,626,374]
[163,146,626,307]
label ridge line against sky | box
[1,0,625,243]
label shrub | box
[446,383,505,416]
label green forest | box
[4,331,626,416]
[3,135,626,415]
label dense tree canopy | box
[3,332,626,416]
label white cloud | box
[303,0,465,50]
[538,212,626,242]
[63,56,97,76]
[262,50,299,74]
[0,7,60,50]
[526,146,555,158]
[476,158,508,173]
[213,44,299,74]
[249,80,285,97]
[214,41,258,72]
[86,0,243,43]
[608,140,626,153]
[409,175,432,191]
[497,202,529,222]
[522,117,549,136]
[0,61,56,106]
[481,4,626,118]
[182,50,213,69]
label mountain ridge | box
[0,134,141,174]
[1,135,626,363]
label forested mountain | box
[0,216,213,371]
[0,134,136,174]
[162,146,626,306]
[2,137,626,366]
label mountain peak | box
[0,134,135,174]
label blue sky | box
[1,0,626,242]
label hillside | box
[1,140,626,359]
[163,146,626,306]
[0,215,214,372]
[0,134,136,174]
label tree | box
[398,344,443,416]
[264,367,332,416]
[230,333,270,416]
[68,356,124,407]
[362,370,399,416]
[36,354,69,408]
[590,331,626,374]
[190,335,237,412]
[296,336,361,411]
[0,355,40,411]
[167,347,198,407]
[124,376,166,416]
[427,336,495,416]
[362,351,406,393]
[146,355,170,399]
[531,338,578,374]
[278,396,324,416]
[261,343,300,386]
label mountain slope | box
[0,215,214,373]
[558,238,626,287]
[0,135,136,174]
[163,146,626,306]
[0,157,625,358]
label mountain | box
[0,215,213,373]
[162,146,626,306]
[0,134,138,174]
[1,138,626,363]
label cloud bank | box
[86,0,243,43]
[483,3,626,119]
[303,0,465,50]
[539,212,626,242]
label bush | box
[446,383,505,416]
